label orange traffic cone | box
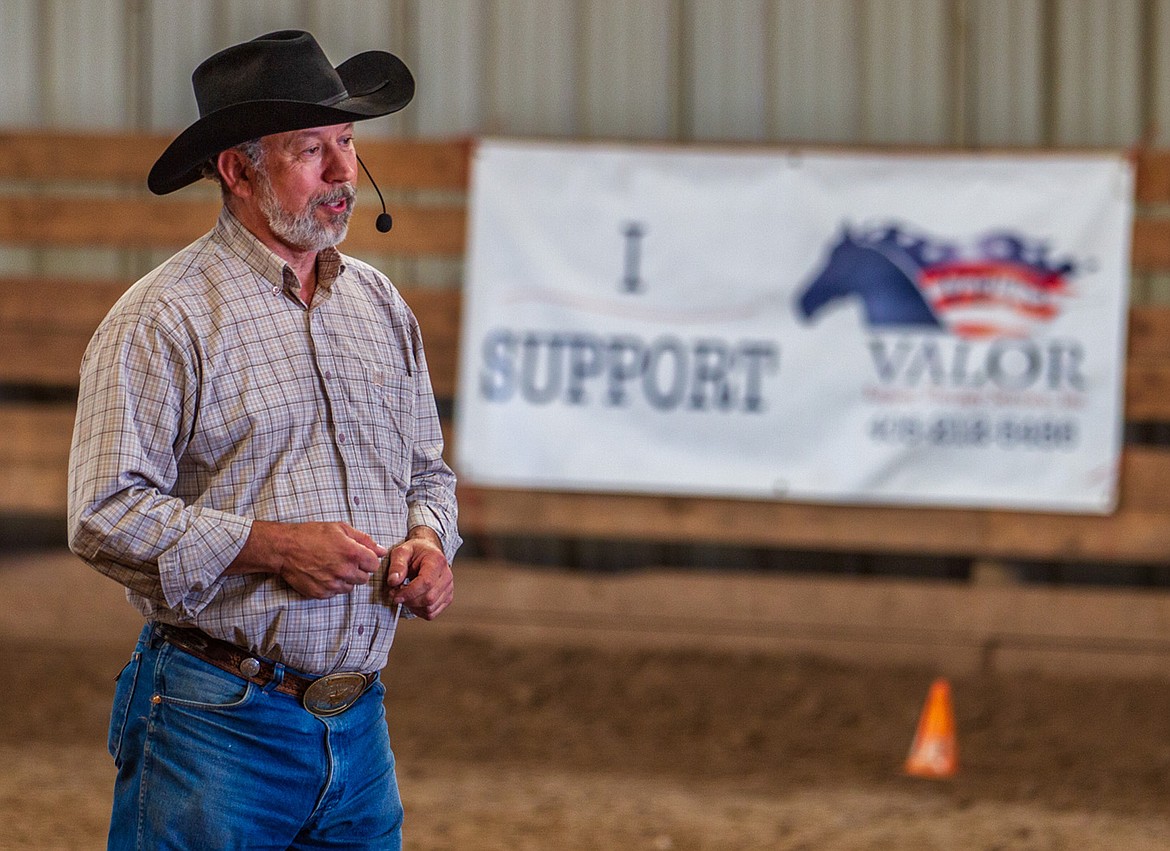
[904,677,958,779]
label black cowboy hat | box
[148,30,414,195]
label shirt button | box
[324,370,333,380]
[337,432,347,444]
[357,625,365,636]
[271,286,280,296]
[353,496,361,507]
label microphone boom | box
[356,153,393,233]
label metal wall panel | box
[860,0,951,144]
[305,1,401,56]
[215,0,312,46]
[580,0,679,139]
[411,0,488,135]
[686,0,768,142]
[0,0,41,127]
[771,0,863,143]
[144,0,219,129]
[1152,0,1170,147]
[43,0,131,128]
[967,0,1045,146]
[484,0,580,137]
[1053,0,1143,145]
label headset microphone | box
[356,154,393,233]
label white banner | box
[456,140,1133,513]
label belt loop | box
[263,663,286,694]
[146,622,165,649]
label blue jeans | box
[107,624,403,850]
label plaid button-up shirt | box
[68,209,461,675]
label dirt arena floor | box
[3,550,1170,850]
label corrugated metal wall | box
[3,0,1163,144]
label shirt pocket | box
[343,362,417,488]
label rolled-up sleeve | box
[67,308,251,618]
[403,312,462,565]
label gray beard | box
[257,178,354,252]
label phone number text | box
[869,415,1078,450]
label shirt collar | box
[213,208,347,301]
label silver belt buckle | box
[303,672,369,717]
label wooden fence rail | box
[4,131,1170,566]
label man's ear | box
[217,148,254,199]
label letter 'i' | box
[621,222,646,292]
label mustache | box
[315,184,356,208]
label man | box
[67,30,460,849]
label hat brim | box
[148,50,414,195]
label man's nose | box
[324,146,357,183]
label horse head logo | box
[797,226,948,329]
[797,224,1075,338]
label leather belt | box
[154,623,377,717]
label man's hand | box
[385,525,454,620]
[226,520,388,599]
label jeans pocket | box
[156,645,254,710]
[108,651,142,763]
